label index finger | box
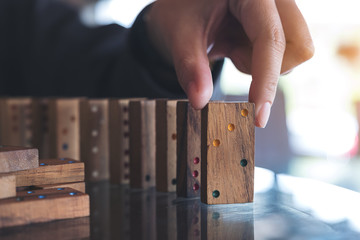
[230,0,285,128]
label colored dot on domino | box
[212,190,220,198]
[193,183,199,191]
[57,188,65,191]
[193,157,200,164]
[40,163,46,166]
[192,170,199,178]
[38,195,46,199]
[240,159,248,167]
[62,143,68,150]
[69,192,77,196]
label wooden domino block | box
[129,100,156,189]
[80,99,110,182]
[0,98,40,148]
[0,187,89,228]
[176,101,201,198]
[0,174,16,199]
[0,146,39,173]
[34,181,86,193]
[9,158,84,187]
[109,99,132,185]
[156,99,178,192]
[50,98,85,160]
[201,102,255,204]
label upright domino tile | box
[9,158,84,187]
[176,101,201,198]
[201,102,255,204]
[0,188,89,228]
[0,146,39,173]
[0,98,40,148]
[109,99,132,185]
[0,175,16,199]
[129,100,156,189]
[36,98,56,159]
[50,98,85,160]
[80,99,110,182]
[156,99,178,192]
[34,182,86,193]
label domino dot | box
[123,106,128,112]
[212,190,220,198]
[124,132,129,138]
[192,216,199,224]
[59,158,66,161]
[124,162,129,168]
[212,139,220,147]
[192,170,199,178]
[57,188,65,191]
[40,163,46,166]
[69,192,77,196]
[27,191,34,194]
[68,160,75,164]
[91,130,98,137]
[62,128,68,135]
[123,120,129,125]
[171,133,177,140]
[145,175,151,182]
[227,123,235,131]
[193,183,199,191]
[124,174,129,179]
[171,178,177,185]
[16,197,24,202]
[62,143,69,150]
[193,157,200,164]
[124,149,130,155]
[38,195,47,199]
[92,146,99,154]
[92,171,99,178]
[240,159,248,167]
[70,115,76,122]
[241,109,248,117]
[91,105,98,113]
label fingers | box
[275,0,314,73]
[231,0,286,128]
[172,28,214,110]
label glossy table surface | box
[1,167,360,240]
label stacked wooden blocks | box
[0,146,89,228]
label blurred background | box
[71,0,360,191]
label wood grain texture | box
[129,100,156,189]
[52,98,85,160]
[201,102,255,204]
[109,99,134,185]
[0,187,89,228]
[81,99,110,182]
[0,146,39,173]
[156,100,178,192]
[9,158,84,187]
[176,101,201,198]
[0,174,16,199]
[35,181,86,193]
[0,217,89,240]
[0,98,40,148]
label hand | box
[146,0,314,128]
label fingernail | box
[256,102,271,128]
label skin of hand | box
[146,0,314,128]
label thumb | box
[172,37,213,110]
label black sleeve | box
[0,0,223,99]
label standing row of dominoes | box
[0,97,255,205]
[0,146,90,229]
